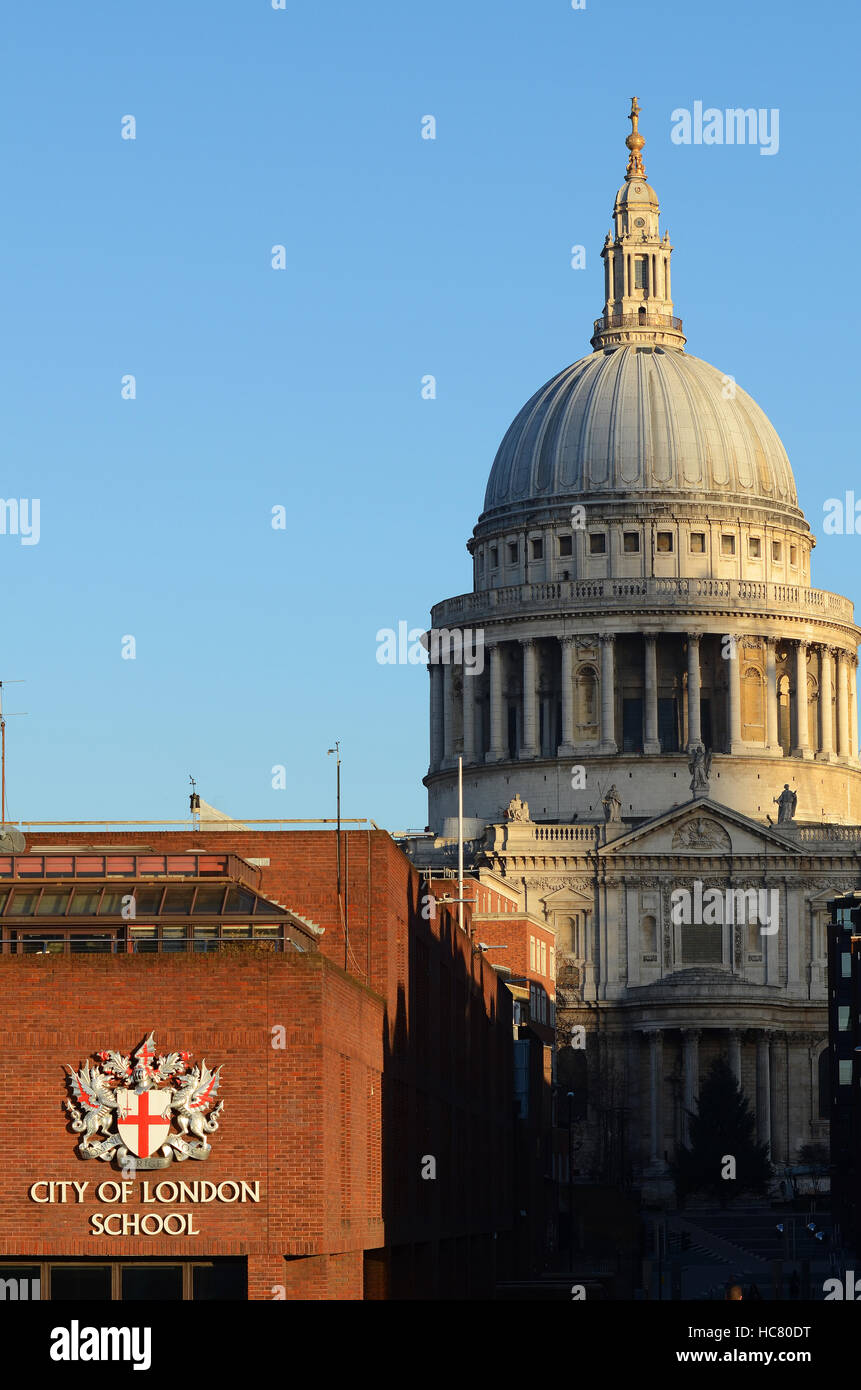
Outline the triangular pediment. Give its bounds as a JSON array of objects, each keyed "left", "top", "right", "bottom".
[
  {"left": 597, "top": 798, "right": 805, "bottom": 858},
  {"left": 541, "top": 884, "right": 593, "bottom": 909}
]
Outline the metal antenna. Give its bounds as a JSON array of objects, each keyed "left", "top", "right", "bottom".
[{"left": 0, "top": 681, "right": 27, "bottom": 824}]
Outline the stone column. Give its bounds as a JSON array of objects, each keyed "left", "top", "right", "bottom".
[
  {"left": 686, "top": 635, "right": 703, "bottom": 751},
  {"left": 644, "top": 634, "right": 660, "bottom": 753},
  {"left": 727, "top": 634, "right": 742, "bottom": 753},
  {"left": 728, "top": 1031, "right": 742, "bottom": 1087},
  {"left": 817, "top": 646, "right": 835, "bottom": 762},
  {"left": 442, "top": 661, "right": 456, "bottom": 766},
  {"left": 461, "top": 660, "right": 476, "bottom": 764},
  {"left": 756, "top": 1032, "right": 771, "bottom": 1152},
  {"left": 600, "top": 634, "right": 617, "bottom": 753},
  {"left": 429, "top": 663, "right": 444, "bottom": 772},
  {"left": 837, "top": 651, "right": 850, "bottom": 760},
  {"left": 647, "top": 1029, "right": 664, "bottom": 1166},
  {"left": 682, "top": 1029, "right": 700, "bottom": 1146},
  {"left": 765, "top": 637, "right": 780, "bottom": 753},
  {"left": 851, "top": 658, "right": 859, "bottom": 761},
  {"left": 560, "top": 636, "right": 576, "bottom": 754},
  {"left": 519, "top": 639, "right": 539, "bottom": 758},
  {"left": 486, "top": 642, "right": 507, "bottom": 763},
  {"left": 770, "top": 1034, "right": 785, "bottom": 1164},
  {"left": 792, "top": 640, "right": 812, "bottom": 758}
]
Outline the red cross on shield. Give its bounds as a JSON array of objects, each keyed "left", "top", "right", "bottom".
[{"left": 116, "top": 1088, "right": 172, "bottom": 1158}]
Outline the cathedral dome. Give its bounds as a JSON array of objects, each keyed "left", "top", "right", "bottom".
[{"left": 482, "top": 346, "right": 799, "bottom": 516}]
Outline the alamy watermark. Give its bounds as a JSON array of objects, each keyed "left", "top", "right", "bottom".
[
  {"left": 0, "top": 498, "right": 40, "bottom": 545},
  {"left": 671, "top": 103, "right": 779, "bottom": 156},
  {"left": 376, "top": 623, "right": 485, "bottom": 674},
  {"left": 671, "top": 880, "right": 779, "bottom": 934}
]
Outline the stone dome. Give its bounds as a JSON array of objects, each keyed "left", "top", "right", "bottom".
[{"left": 482, "top": 346, "right": 799, "bottom": 517}]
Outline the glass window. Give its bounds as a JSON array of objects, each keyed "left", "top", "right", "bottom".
[
  {"left": 772, "top": 540, "right": 782, "bottom": 562},
  {"left": 98, "top": 891, "right": 126, "bottom": 915},
  {"left": 71, "top": 933, "right": 113, "bottom": 954},
  {"left": 507, "top": 542, "right": 518, "bottom": 563},
  {"left": 50, "top": 1265, "right": 112, "bottom": 1301},
  {"left": 224, "top": 888, "right": 256, "bottom": 916},
  {"left": 8, "top": 889, "right": 38, "bottom": 916},
  {"left": 192, "top": 1262, "right": 247, "bottom": 1301},
  {"left": 192, "top": 887, "right": 226, "bottom": 916},
  {"left": 162, "top": 926, "right": 187, "bottom": 953},
  {"left": 634, "top": 258, "right": 647, "bottom": 289},
  {"left": 839, "top": 1005, "right": 850, "bottom": 1031},
  {"left": 490, "top": 547, "right": 498, "bottom": 568},
  {"left": 68, "top": 890, "right": 102, "bottom": 916},
  {"left": 749, "top": 537, "right": 761, "bottom": 558},
  {"left": 656, "top": 532, "right": 673, "bottom": 552},
  {"left": 162, "top": 887, "right": 194, "bottom": 914},
  {"left": 21, "top": 934, "right": 64, "bottom": 954},
  {"left": 222, "top": 924, "right": 252, "bottom": 940},
  {"left": 839, "top": 1060, "right": 852, "bottom": 1085},
  {"left": 531, "top": 538, "right": 543, "bottom": 560},
  {"left": 130, "top": 926, "right": 158, "bottom": 954},
  {"left": 558, "top": 535, "right": 573, "bottom": 557},
  {"left": 122, "top": 1266, "right": 183, "bottom": 1301},
  {"left": 132, "top": 887, "right": 164, "bottom": 914},
  {"left": 0, "top": 1266, "right": 40, "bottom": 1298},
  {"left": 588, "top": 533, "right": 606, "bottom": 555},
  {"left": 252, "top": 925, "right": 280, "bottom": 941},
  {"left": 623, "top": 532, "right": 639, "bottom": 552},
  {"left": 842, "top": 952, "right": 851, "bottom": 979},
  {"left": 790, "top": 545, "right": 797, "bottom": 565},
  {"left": 690, "top": 533, "right": 705, "bottom": 553},
  {"left": 721, "top": 535, "right": 736, "bottom": 556},
  {"left": 193, "top": 926, "right": 218, "bottom": 953},
  {"left": 36, "top": 890, "right": 71, "bottom": 916}
]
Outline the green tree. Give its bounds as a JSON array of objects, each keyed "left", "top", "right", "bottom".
[{"left": 672, "top": 1058, "right": 771, "bottom": 1207}]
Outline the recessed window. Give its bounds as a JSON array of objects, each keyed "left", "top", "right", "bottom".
[
  {"left": 748, "top": 537, "right": 761, "bottom": 558},
  {"left": 559, "top": 535, "right": 573, "bottom": 558},
  {"left": 772, "top": 540, "right": 782, "bottom": 562},
  {"left": 721, "top": 534, "right": 736, "bottom": 556},
  {"left": 656, "top": 532, "right": 673, "bottom": 552},
  {"left": 623, "top": 531, "right": 640, "bottom": 553},
  {"left": 490, "top": 546, "right": 498, "bottom": 568},
  {"left": 790, "top": 545, "right": 798, "bottom": 565},
  {"left": 634, "top": 258, "right": 648, "bottom": 290},
  {"left": 508, "top": 541, "right": 518, "bottom": 564},
  {"left": 690, "top": 532, "right": 706, "bottom": 553},
  {"left": 589, "top": 533, "right": 606, "bottom": 555},
  {"left": 531, "top": 538, "right": 543, "bottom": 560}
]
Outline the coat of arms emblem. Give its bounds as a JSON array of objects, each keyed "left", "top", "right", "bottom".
[{"left": 64, "top": 1033, "right": 224, "bottom": 1170}]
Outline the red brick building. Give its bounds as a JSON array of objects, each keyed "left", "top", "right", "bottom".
[{"left": 0, "top": 830, "right": 516, "bottom": 1300}]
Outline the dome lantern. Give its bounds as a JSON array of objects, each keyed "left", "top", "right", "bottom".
[{"left": 591, "top": 97, "right": 686, "bottom": 352}]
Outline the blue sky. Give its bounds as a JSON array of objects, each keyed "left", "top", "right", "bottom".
[{"left": 1, "top": 0, "right": 858, "bottom": 832}]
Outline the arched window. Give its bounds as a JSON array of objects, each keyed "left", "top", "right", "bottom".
[
  {"left": 742, "top": 666, "right": 765, "bottom": 743},
  {"left": 778, "top": 674, "right": 791, "bottom": 755},
  {"left": 576, "top": 667, "right": 598, "bottom": 739},
  {"left": 641, "top": 914, "right": 657, "bottom": 956}
]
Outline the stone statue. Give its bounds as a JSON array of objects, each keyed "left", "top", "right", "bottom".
[
  {"left": 688, "top": 745, "right": 711, "bottom": 795},
  {"left": 774, "top": 784, "right": 797, "bottom": 824},
  {"left": 602, "top": 784, "right": 622, "bottom": 823},
  {"left": 505, "top": 793, "right": 530, "bottom": 823}
]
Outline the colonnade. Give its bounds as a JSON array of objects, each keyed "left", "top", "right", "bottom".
[
  {"left": 427, "top": 630, "right": 858, "bottom": 771},
  {"left": 642, "top": 1027, "right": 824, "bottom": 1167}
]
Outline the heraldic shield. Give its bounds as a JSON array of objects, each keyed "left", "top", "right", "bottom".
[{"left": 116, "top": 1087, "right": 172, "bottom": 1158}]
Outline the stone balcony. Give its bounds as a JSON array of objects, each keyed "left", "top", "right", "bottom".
[{"left": 432, "top": 576, "right": 855, "bottom": 628}]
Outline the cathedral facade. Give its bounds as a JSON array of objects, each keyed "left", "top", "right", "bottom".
[{"left": 417, "top": 100, "right": 861, "bottom": 1192}]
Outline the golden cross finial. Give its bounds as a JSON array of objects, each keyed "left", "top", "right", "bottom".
[{"left": 625, "top": 95, "right": 646, "bottom": 179}]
